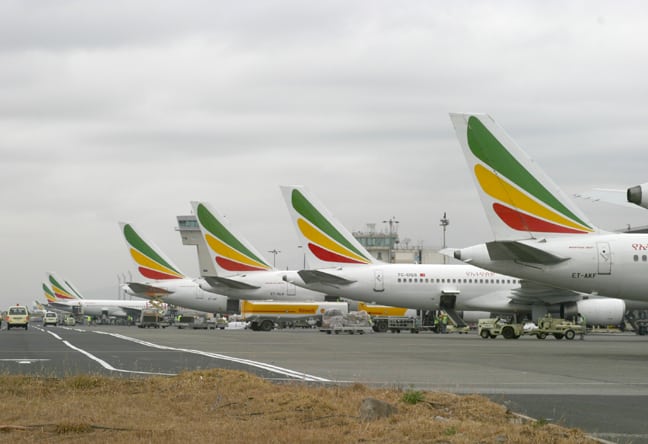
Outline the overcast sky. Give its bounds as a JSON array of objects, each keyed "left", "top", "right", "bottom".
[{"left": 3, "top": 1, "right": 648, "bottom": 307}]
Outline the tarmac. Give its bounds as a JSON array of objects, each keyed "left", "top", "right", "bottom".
[{"left": 1, "top": 324, "right": 647, "bottom": 443}]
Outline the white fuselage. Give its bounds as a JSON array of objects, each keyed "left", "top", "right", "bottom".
[
  {"left": 287, "top": 264, "right": 528, "bottom": 313},
  {"left": 124, "top": 278, "right": 229, "bottom": 313},
  {"left": 201, "top": 271, "right": 326, "bottom": 302},
  {"left": 456, "top": 233, "right": 648, "bottom": 302},
  {"left": 285, "top": 262, "right": 643, "bottom": 325},
  {"left": 51, "top": 299, "right": 153, "bottom": 318}
]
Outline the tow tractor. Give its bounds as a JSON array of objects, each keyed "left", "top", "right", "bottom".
[
  {"left": 478, "top": 318, "right": 524, "bottom": 339},
  {"left": 478, "top": 315, "right": 586, "bottom": 340},
  {"left": 533, "top": 315, "right": 586, "bottom": 340}
]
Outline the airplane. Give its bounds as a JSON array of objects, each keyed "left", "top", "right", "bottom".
[
  {"left": 279, "top": 185, "right": 640, "bottom": 325},
  {"left": 119, "top": 222, "right": 230, "bottom": 313},
  {"left": 446, "top": 113, "right": 648, "bottom": 304},
  {"left": 31, "top": 300, "right": 47, "bottom": 317},
  {"left": 45, "top": 272, "right": 155, "bottom": 318},
  {"left": 189, "top": 201, "right": 327, "bottom": 302}
]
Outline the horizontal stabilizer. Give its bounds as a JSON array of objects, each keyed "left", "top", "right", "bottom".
[
  {"left": 48, "top": 301, "right": 76, "bottom": 310},
  {"left": 125, "top": 282, "right": 173, "bottom": 296},
  {"left": 297, "top": 270, "right": 356, "bottom": 286},
  {"left": 204, "top": 275, "right": 260, "bottom": 290},
  {"left": 486, "top": 241, "right": 568, "bottom": 265}
]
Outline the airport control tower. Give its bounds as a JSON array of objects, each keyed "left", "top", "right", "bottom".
[{"left": 176, "top": 215, "right": 215, "bottom": 275}]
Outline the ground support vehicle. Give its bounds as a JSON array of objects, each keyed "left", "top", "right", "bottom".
[
  {"left": 478, "top": 318, "right": 523, "bottom": 339},
  {"left": 63, "top": 315, "right": 76, "bottom": 326},
  {"left": 42, "top": 311, "right": 58, "bottom": 327},
  {"left": 214, "top": 317, "right": 228, "bottom": 330},
  {"left": 446, "top": 324, "right": 471, "bottom": 334},
  {"left": 358, "top": 303, "right": 468, "bottom": 334},
  {"left": 533, "top": 316, "right": 586, "bottom": 340},
  {"left": 241, "top": 300, "right": 349, "bottom": 332},
  {"left": 371, "top": 316, "right": 420, "bottom": 333},
  {"left": 176, "top": 313, "right": 213, "bottom": 329},
  {"left": 137, "top": 309, "right": 169, "bottom": 328},
  {"left": 320, "top": 310, "right": 373, "bottom": 335},
  {"left": 624, "top": 310, "right": 648, "bottom": 335},
  {"left": 5, "top": 305, "right": 30, "bottom": 330}
]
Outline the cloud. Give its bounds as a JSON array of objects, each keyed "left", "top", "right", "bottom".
[{"left": 2, "top": 1, "right": 648, "bottom": 305}]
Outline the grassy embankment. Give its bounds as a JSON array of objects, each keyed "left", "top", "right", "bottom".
[{"left": 0, "top": 369, "right": 597, "bottom": 443}]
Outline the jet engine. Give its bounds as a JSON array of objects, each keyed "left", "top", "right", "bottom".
[
  {"left": 627, "top": 183, "right": 648, "bottom": 208},
  {"left": 561, "top": 298, "right": 625, "bottom": 326}
]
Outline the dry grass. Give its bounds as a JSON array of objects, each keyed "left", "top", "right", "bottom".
[{"left": 0, "top": 369, "right": 596, "bottom": 443}]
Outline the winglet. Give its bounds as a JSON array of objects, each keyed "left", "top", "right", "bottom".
[
  {"left": 450, "top": 113, "right": 600, "bottom": 240},
  {"left": 281, "top": 185, "right": 379, "bottom": 268},
  {"left": 119, "top": 222, "right": 186, "bottom": 280},
  {"left": 191, "top": 201, "right": 273, "bottom": 274}
]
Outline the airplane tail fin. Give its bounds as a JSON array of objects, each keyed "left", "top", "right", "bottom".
[
  {"left": 119, "top": 222, "right": 186, "bottom": 280},
  {"left": 281, "top": 185, "right": 379, "bottom": 268},
  {"left": 449, "top": 113, "right": 599, "bottom": 240},
  {"left": 46, "top": 272, "right": 84, "bottom": 301},
  {"left": 42, "top": 283, "right": 57, "bottom": 304},
  {"left": 191, "top": 201, "right": 273, "bottom": 274}
]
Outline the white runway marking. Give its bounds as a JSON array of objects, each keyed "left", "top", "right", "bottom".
[
  {"left": 95, "top": 331, "right": 331, "bottom": 382},
  {"left": 0, "top": 359, "right": 50, "bottom": 364},
  {"left": 43, "top": 329, "right": 175, "bottom": 376}
]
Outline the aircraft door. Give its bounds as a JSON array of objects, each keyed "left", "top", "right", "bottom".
[
  {"left": 373, "top": 270, "right": 384, "bottom": 292},
  {"left": 439, "top": 294, "right": 456, "bottom": 310},
  {"left": 287, "top": 282, "right": 296, "bottom": 296},
  {"left": 597, "top": 242, "right": 611, "bottom": 275}
]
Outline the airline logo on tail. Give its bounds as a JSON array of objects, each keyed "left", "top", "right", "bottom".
[
  {"left": 194, "top": 202, "right": 272, "bottom": 272},
  {"left": 460, "top": 114, "right": 593, "bottom": 236},
  {"left": 42, "top": 283, "right": 57, "bottom": 303},
  {"left": 121, "top": 223, "right": 184, "bottom": 280},
  {"left": 287, "top": 187, "right": 372, "bottom": 265},
  {"left": 47, "top": 274, "right": 80, "bottom": 300}
]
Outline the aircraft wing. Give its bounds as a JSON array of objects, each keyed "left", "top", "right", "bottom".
[
  {"left": 125, "top": 282, "right": 173, "bottom": 296},
  {"left": 297, "top": 270, "right": 356, "bottom": 286},
  {"left": 509, "top": 280, "right": 583, "bottom": 305},
  {"left": 46, "top": 301, "right": 77, "bottom": 311},
  {"left": 203, "top": 276, "right": 260, "bottom": 290}
]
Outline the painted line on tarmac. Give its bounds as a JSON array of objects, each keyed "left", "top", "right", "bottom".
[
  {"left": 95, "top": 331, "right": 331, "bottom": 382},
  {"left": 43, "top": 329, "right": 175, "bottom": 376}
]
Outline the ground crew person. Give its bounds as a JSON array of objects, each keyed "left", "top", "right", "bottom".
[
  {"left": 441, "top": 313, "right": 448, "bottom": 334},
  {"left": 577, "top": 313, "right": 586, "bottom": 340}
]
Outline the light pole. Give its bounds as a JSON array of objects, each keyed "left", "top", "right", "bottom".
[
  {"left": 440, "top": 212, "right": 449, "bottom": 264},
  {"left": 121, "top": 273, "right": 127, "bottom": 299},
  {"left": 382, "top": 217, "right": 399, "bottom": 263},
  {"left": 268, "top": 249, "right": 281, "bottom": 268},
  {"left": 297, "top": 245, "right": 306, "bottom": 269}
]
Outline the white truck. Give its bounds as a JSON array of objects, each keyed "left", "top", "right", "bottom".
[{"left": 241, "top": 300, "right": 349, "bottom": 331}]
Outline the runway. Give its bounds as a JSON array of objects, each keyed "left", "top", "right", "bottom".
[{"left": 1, "top": 325, "right": 646, "bottom": 443}]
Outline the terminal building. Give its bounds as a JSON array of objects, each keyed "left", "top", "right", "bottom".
[{"left": 352, "top": 222, "right": 446, "bottom": 265}]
